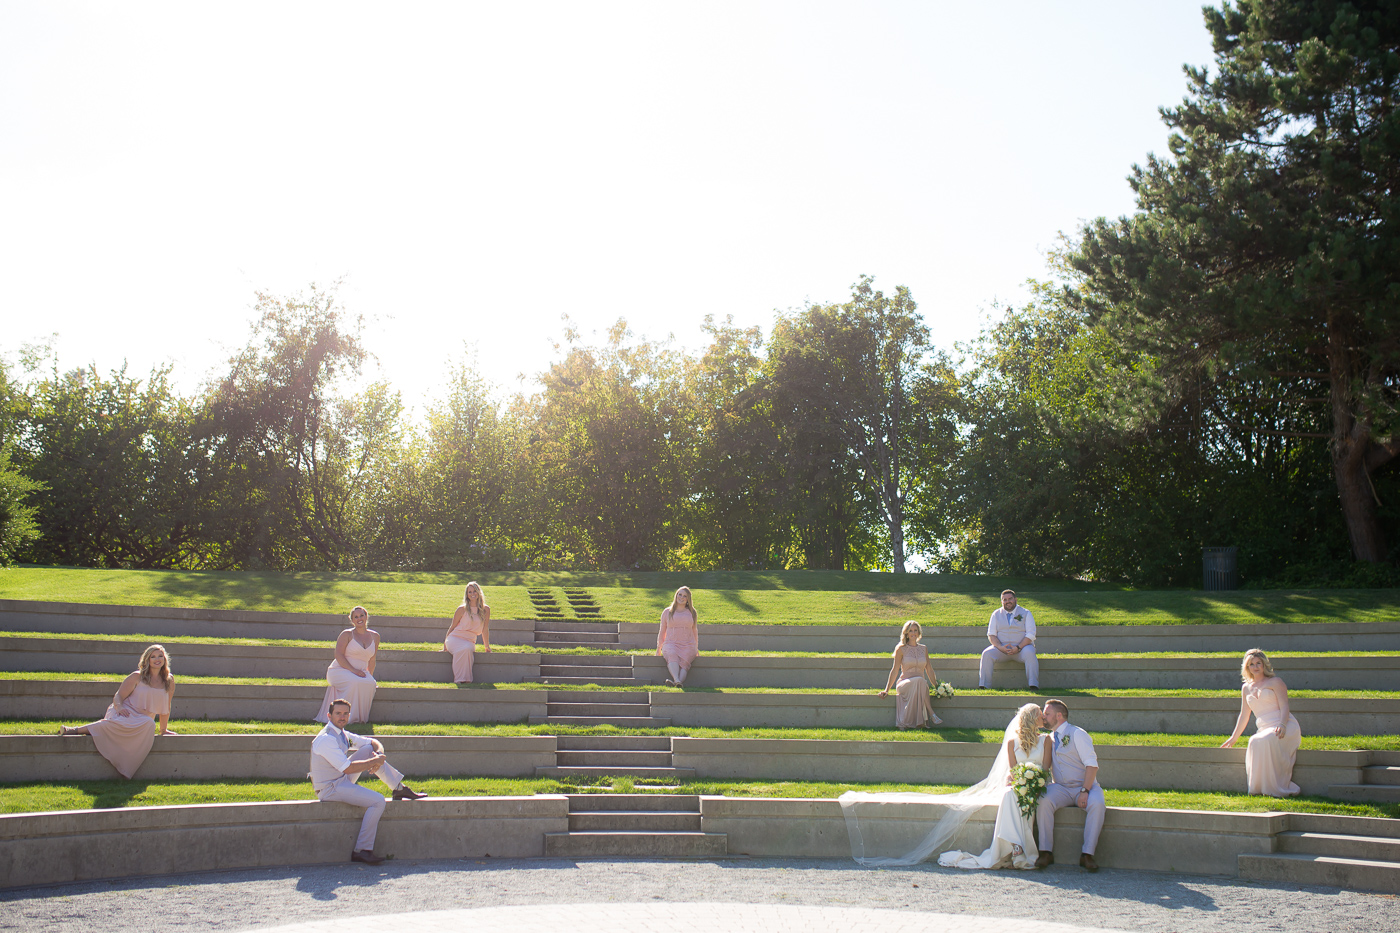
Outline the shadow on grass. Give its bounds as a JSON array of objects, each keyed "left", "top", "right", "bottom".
[
  {"left": 147, "top": 571, "right": 341, "bottom": 611},
  {"left": 136, "top": 568, "right": 1138, "bottom": 596}
]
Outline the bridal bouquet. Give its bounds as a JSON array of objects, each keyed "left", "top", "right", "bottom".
[
  {"left": 1010, "top": 761, "right": 1048, "bottom": 819},
  {"left": 934, "top": 680, "right": 955, "bottom": 699}
]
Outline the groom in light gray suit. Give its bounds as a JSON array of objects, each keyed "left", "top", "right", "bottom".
[
  {"left": 310, "top": 698, "right": 426, "bottom": 864},
  {"left": 1035, "top": 698, "right": 1105, "bottom": 872}
]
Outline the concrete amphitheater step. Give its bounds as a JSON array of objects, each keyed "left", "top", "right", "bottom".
[
  {"left": 557, "top": 736, "right": 671, "bottom": 751},
  {"left": 1237, "top": 852, "right": 1400, "bottom": 893},
  {"left": 527, "top": 716, "right": 674, "bottom": 727},
  {"left": 1363, "top": 764, "right": 1400, "bottom": 785},
  {"left": 544, "top": 794, "right": 726, "bottom": 858},
  {"left": 1324, "top": 784, "right": 1400, "bottom": 803},
  {"left": 4, "top": 678, "right": 1397, "bottom": 735},
  {"left": 8, "top": 633, "right": 1400, "bottom": 692},
  {"left": 8, "top": 599, "right": 1400, "bottom": 655},
  {"left": 533, "top": 632, "right": 620, "bottom": 646},
  {"left": 543, "top": 830, "right": 728, "bottom": 857},
  {"left": 535, "top": 766, "right": 697, "bottom": 779},
  {"left": 555, "top": 750, "right": 676, "bottom": 767},
  {"left": 1274, "top": 831, "right": 1400, "bottom": 862},
  {"left": 569, "top": 810, "right": 701, "bottom": 832}
]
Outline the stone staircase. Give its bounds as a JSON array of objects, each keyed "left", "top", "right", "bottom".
[
  {"left": 536, "top": 735, "right": 695, "bottom": 781},
  {"left": 539, "top": 654, "right": 635, "bottom": 687},
  {"left": 533, "top": 620, "right": 621, "bottom": 649},
  {"left": 527, "top": 690, "right": 671, "bottom": 727},
  {"left": 1327, "top": 762, "right": 1400, "bottom": 803},
  {"left": 1238, "top": 814, "right": 1400, "bottom": 892},
  {"left": 544, "top": 794, "right": 727, "bottom": 857}
]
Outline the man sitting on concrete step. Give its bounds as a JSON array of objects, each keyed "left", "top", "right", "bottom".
[
  {"left": 980, "top": 589, "right": 1039, "bottom": 689},
  {"left": 310, "top": 697, "right": 427, "bottom": 864}
]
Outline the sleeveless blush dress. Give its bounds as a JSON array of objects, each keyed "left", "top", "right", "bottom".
[
  {"left": 658, "top": 609, "right": 699, "bottom": 668},
  {"left": 1245, "top": 685, "right": 1302, "bottom": 796},
  {"left": 85, "top": 681, "right": 170, "bottom": 779},
  {"left": 895, "top": 644, "right": 934, "bottom": 729},
  {"left": 445, "top": 610, "right": 484, "bottom": 682},
  {"left": 316, "top": 636, "right": 378, "bottom": 723}
]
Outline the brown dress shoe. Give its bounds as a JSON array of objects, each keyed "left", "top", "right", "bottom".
[
  {"left": 1034, "top": 850, "right": 1054, "bottom": 869},
  {"left": 1079, "top": 853, "right": 1099, "bottom": 872},
  {"left": 392, "top": 784, "right": 427, "bottom": 801},
  {"left": 350, "top": 850, "right": 384, "bottom": 865}
]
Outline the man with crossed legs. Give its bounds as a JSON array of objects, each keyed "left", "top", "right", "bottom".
[
  {"left": 1035, "top": 698, "right": 1105, "bottom": 872},
  {"left": 310, "top": 697, "right": 426, "bottom": 864}
]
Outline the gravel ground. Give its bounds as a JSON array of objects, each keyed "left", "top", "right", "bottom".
[{"left": 2, "top": 858, "right": 1395, "bottom": 933}]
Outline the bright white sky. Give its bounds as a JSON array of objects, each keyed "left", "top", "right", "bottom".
[{"left": 1, "top": 1, "right": 1216, "bottom": 412}]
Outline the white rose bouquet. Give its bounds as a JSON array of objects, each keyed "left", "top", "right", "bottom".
[
  {"left": 1010, "top": 761, "right": 1048, "bottom": 820},
  {"left": 934, "top": 680, "right": 955, "bottom": 699}
]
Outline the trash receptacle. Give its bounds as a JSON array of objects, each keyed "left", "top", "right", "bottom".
[{"left": 1203, "top": 546, "right": 1238, "bottom": 591}]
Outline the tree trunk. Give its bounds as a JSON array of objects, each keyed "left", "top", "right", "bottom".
[
  {"left": 1328, "top": 316, "right": 1389, "bottom": 562},
  {"left": 888, "top": 514, "right": 906, "bottom": 572},
  {"left": 1332, "top": 438, "right": 1388, "bottom": 562}
]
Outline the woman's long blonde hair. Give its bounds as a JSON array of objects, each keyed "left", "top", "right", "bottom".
[
  {"left": 1014, "top": 702, "right": 1042, "bottom": 754},
  {"left": 461, "top": 581, "right": 488, "bottom": 615},
  {"left": 899, "top": 620, "right": 922, "bottom": 647},
  {"left": 139, "top": 644, "right": 173, "bottom": 691},
  {"left": 668, "top": 586, "right": 696, "bottom": 622},
  {"left": 1241, "top": 648, "right": 1275, "bottom": 682}
]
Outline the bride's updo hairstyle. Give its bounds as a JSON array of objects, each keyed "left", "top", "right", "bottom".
[
  {"left": 1014, "top": 702, "right": 1041, "bottom": 753},
  {"left": 899, "top": 620, "right": 921, "bottom": 646},
  {"left": 1240, "top": 648, "right": 1275, "bottom": 682}
]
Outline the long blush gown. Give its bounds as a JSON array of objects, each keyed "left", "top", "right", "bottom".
[
  {"left": 938, "top": 733, "right": 1047, "bottom": 870},
  {"left": 895, "top": 644, "right": 934, "bottom": 729},
  {"left": 84, "top": 681, "right": 170, "bottom": 779},
  {"left": 316, "top": 636, "right": 378, "bottom": 723},
  {"left": 1245, "top": 685, "right": 1302, "bottom": 796},
  {"left": 445, "top": 611, "right": 484, "bottom": 683},
  {"left": 658, "top": 609, "right": 699, "bottom": 668}
]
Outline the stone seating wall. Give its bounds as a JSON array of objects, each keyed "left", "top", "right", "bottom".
[
  {"left": 2, "top": 678, "right": 1395, "bottom": 735},
  {"left": 4, "top": 794, "right": 1394, "bottom": 888},
  {"left": 5, "top": 599, "right": 1400, "bottom": 653},
  {"left": 4, "top": 733, "right": 1396, "bottom": 796},
  {"left": 4, "top": 634, "right": 1398, "bottom": 691}
]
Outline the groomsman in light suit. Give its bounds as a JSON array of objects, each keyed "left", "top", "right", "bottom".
[
  {"left": 310, "top": 698, "right": 427, "bottom": 864},
  {"left": 980, "top": 589, "right": 1039, "bottom": 689},
  {"left": 1035, "top": 698, "right": 1105, "bottom": 872}
]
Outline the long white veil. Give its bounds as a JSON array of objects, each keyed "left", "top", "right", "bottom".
[{"left": 838, "top": 717, "right": 1021, "bottom": 867}]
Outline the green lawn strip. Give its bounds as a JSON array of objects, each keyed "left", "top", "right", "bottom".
[
  {"left": 0, "top": 671, "right": 1384, "bottom": 700},
  {"left": 5, "top": 567, "right": 1400, "bottom": 626},
  {"left": 5, "top": 671, "right": 1398, "bottom": 699},
  {"left": 5, "top": 718, "right": 1398, "bottom": 751},
  {"left": 2, "top": 776, "right": 1393, "bottom": 820},
  {"left": 5, "top": 631, "right": 1397, "bottom": 662}
]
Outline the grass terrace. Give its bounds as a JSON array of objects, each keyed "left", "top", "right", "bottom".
[
  {"left": 6, "top": 718, "right": 1400, "bottom": 750},
  {"left": 4, "top": 567, "right": 1400, "bottom": 625},
  {"left": 2, "top": 776, "right": 1395, "bottom": 819},
  {"left": 5, "top": 630, "right": 1400, "bottom": 660},
  {"left": 6, "top": 671, "right": 1399, "bottom": 699}
]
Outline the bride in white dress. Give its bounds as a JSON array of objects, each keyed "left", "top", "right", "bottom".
[
  {"left": 840, "top": 703, "right": 1052, "bottom": 868},
  {"left": 938, "top": 703, "right": 1052, "bottom": 869}
]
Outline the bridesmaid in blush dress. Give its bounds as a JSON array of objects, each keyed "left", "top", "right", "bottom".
[
  {"left": 443, "top": 581, "right": 491, "bottom": 683},
  {"left": 657, "top": 586, "right": 699, "bottom": 687},
  {"left": 879, "top": 621, "right": 942, "bottom": 728},
  {"left": 59, "top": 644, "right": 177, "bottom": 779},
  {"left": 315, "top": 606, "right": 380, "bottom": 724},
  {"left": 1221, "top": 648, "right": 1302, "bottom": 796}
]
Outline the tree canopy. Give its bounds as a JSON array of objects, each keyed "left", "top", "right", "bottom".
[{"left": 1069, "top": 0, "right": 1400, "bottom": 562}]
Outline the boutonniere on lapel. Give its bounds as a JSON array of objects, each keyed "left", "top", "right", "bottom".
[
  {"left": 1059, "top": 733, "right": 1071, "bottom": 748},
  {"left": 1013, "top": 613, "right": 1025, "bottom": 623}
]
